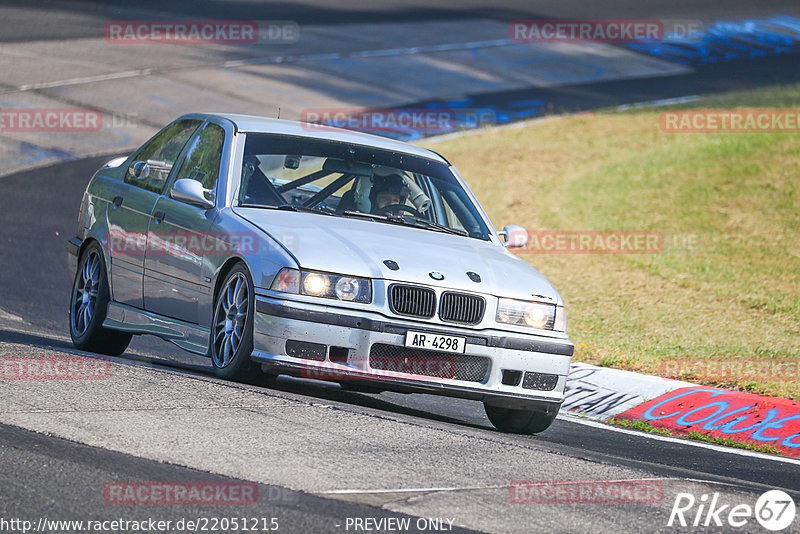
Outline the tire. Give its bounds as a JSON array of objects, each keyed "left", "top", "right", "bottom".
[
  {"left": 484, "top": 403, "right": 559, "bottom": 434},
  {"left": 69, "top": 242, "right": 132, "bottom": 356},
  {"left": 210, "top": 263, "right": 262, "bottom": 383}
]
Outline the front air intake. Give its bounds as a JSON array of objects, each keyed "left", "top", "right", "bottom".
[{"left": 369, "top": 344, "right": 490, "bottom": 383}]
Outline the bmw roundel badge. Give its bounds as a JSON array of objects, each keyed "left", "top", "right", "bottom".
[{"left": 429, "top": 271, "right": 444, "bottom": 281}]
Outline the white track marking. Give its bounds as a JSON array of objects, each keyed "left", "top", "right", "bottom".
[
  {"left": 615, "top": 95, "right": 701, "bottom": 109},
  {"left": 319, "top": 485, "right": 503, "bottom": 495},
  {"left": 317, "top": 477, "right": 748, "bottom": 496},
  {"left": 559, "top": 413, "right": 800, "bottom": 466},
  {"left": 222, "top": 38, "right": 514, "bottom": 67},
  {"left": 0, "top": 307, "right": 25, "bottom": 322},
  {"left": 14, "top": 69, "right": 153, "bottom": 92}
]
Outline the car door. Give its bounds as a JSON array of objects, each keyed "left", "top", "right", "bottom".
[
  {"left": 143, "top": 122, "right": 226, "bottom": 324},
  {"left": 106, "top": 119, "right": 201, "bottom": 308}
]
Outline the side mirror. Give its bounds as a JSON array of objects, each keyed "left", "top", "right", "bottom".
[
  {"left": 171, "top": 179, "right": 215, "bottom": 209},
  {"left": 128, "top": 160, "right": 150, "bottom": 179},
  {"left": 104, "top": 156, "right": 128, "bottom": 169},
  {"left": 498, "top": 224, "right": 529, "bottom": 248}
]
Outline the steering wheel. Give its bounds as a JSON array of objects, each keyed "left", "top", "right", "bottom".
[{"left": 372, "top": 204, "right": 423, "bottom": 218}]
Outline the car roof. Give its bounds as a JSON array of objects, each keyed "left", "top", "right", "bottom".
[{"left": 182, "top": 113, "right": 448, "bottom": 164}]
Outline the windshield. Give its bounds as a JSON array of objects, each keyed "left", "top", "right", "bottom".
[{"left": 237, "top": 133, "right": 491, "bottom": 240}]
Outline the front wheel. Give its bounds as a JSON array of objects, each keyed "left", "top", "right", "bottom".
[
  {"left": 484, "top": 403, "right": 559, "bottom": 434},
  {"left": 210, "top": 263, "right": 261, "bottom": 382},
  {"left": 69, "top": 242, "right": 132, "bottom": 355}
]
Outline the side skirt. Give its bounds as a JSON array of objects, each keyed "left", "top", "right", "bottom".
[{"left": 104, "top": 301, "right": 209, "bottom": 356}]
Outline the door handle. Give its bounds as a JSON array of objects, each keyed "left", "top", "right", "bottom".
[
  {"left": 112, "top": 196, "right": 123, "bottom": 209},
  {"left": 153, "top": 211, "right": 166, "bottom": 224}
]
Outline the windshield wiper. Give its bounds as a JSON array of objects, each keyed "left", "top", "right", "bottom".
[
  {"left": 397, "top": 216, "right": 469, "bottom": 236},
  {"left": 276, "top": 204, "right": 335, "bottom": 215},
  {"left": 239, "top": 203, "right": 333, "bottom": 215},
  {"left": 342, "top": 211, "right": 468, "bottom": 236},
  {"left": 341, "top": 210, "right": 392, "bottom": 222}
]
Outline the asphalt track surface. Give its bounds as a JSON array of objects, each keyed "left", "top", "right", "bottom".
[
  {"left": 3, "top": 0, "right": 800, "bottom": 42},
  {"left": 2, "top": 1, "right": 800, "bottom": 533},
  {"left": 403, "top": 54, "right": 800, "bottom": 121},
  {"left": 0, "top": 424, "right": 466, "bottom": 534}
]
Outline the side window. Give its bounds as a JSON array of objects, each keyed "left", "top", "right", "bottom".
[
  {"left": 125, "top": 119, "right": 201, "bottom": 193},
  {"left": 172, "top": 123, "right": 226, "bottom": 191}
]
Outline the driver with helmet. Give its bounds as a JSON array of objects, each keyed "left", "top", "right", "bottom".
[
  {"left": 369, "top": 170, "right": 409, "bottom": 215},
  {"left": 346, "top": 165, "right": 432, "bottom": 217},
  {"left": 347, "top": 166, "right": 411, "bottom": 216}
]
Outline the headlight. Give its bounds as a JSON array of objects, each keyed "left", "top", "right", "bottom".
[
  {"left": 334, "top": 276, "right": 366, "bottom": 301},
  {"left": 271, "top": 268, "right": 371, "bottom": 303},
  {"left": 496, "top": 298, "right": 556, "bottom": 330},
  {"left": 303, "top": 272, "right": 329, "bottom": 295}
]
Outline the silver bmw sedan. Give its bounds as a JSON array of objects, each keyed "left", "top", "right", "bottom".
[{"left": 67, "top": 113, "right": 573, "bottom": 434}]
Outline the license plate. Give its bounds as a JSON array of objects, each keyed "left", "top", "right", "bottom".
[{"left": 405, "top": 331, "right": 466, "bottom": 354}]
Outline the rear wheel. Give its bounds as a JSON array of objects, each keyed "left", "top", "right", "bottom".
[
  {"left": 69, "top": 242, "right": 132, "bottom": 355},
  {"left": 210, "top": 263, "right": 263, "bottom": 383},
  {"left": 484, "top": 403, "right": 559, "bottom": 434}
]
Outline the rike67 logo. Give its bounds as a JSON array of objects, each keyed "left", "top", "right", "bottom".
[{"left": 668, "top": 490, "right": 796, "bottom": 531}]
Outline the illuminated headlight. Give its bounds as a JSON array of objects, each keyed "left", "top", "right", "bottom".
[
  {"left": 303, "top": 272, "right": 329, "bottom": 295},
  {"left": 270, "top": 268, "right": 371, "bottom": 303},
  {"left": 496, "top": 298, "right": 556, "bottom": 330}
]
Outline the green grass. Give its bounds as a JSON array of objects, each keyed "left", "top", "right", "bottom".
[
  {"left": 607, "top": 418, "right": 783, "bottom": 455},
  {"left": 607, "top": 418, "right": 673, "bottom": 436},
  {"left": 683, "top": 431, "right": 783, "bottom": 455},
  {"left": 423, "top": 83, "right": 800, "bottom": 400}
]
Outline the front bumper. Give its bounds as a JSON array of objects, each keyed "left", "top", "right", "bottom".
[{"left": 252, "top": 295, "right": 573, "bottom": 409}]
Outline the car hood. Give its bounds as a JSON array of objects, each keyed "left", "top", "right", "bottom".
[{"left": 234, "top": 208, "right": 561, "bottom": 304}]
